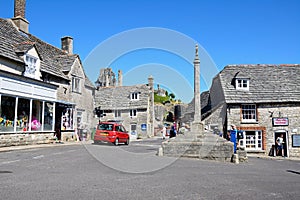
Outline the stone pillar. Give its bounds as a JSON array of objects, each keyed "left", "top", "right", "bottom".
[
  {"left": 148, "top": 75, "right": 154, "bottom": 137},
  {"left": 105, "top": 73, "right": 109, "bottom": 87},
  {"left": 191, "top": 44, "right": 203, "bottom": 132},
  {"left": 118, "top": 70, "right": 123, "bottom": 86}
]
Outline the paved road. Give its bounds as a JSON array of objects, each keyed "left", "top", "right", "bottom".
[{"left": 0, "top": 139, "right": 299, "bottom": 200}]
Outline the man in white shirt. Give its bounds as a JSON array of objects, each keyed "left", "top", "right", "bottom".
[{"left": 276, "top": 134, "right": 284, "bottom": 157}]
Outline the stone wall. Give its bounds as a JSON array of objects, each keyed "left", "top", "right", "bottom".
[
  {"left": 161, "top": 132, "right": 234, "bottom": 162},
  {"left": 0, "top": 133, "right": 55, "bottom": 147},
  {"left": 203, "top": 104, "right": 226, "bottom": 133}
]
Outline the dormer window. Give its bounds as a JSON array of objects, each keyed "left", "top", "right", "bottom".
[
  {"left": 131, "top": 92, "right": 140, "bottom": 100},
  {"left": 24, "top": 55, "right": 37, "bottom": 78},
  {"left": 236, "top": 78, "right": 249, "bottom": 90}
]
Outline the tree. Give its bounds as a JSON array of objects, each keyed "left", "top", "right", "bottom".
[{"left": 169, "top": 93, "right": 175, "bottom": 99}]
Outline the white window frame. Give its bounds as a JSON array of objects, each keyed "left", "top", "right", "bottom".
[
  {"left": 236, "top": 78, "right": 249, "bottom": 90},
  {"left": 24, "top": 55, "right": 37, "bottom": 78},
  {"left": 72, "top": 77, "right": 81, "bottom": 93},
  {"left": 130, "top": 92, "right": 139, "bottom": 100},
  {"left": 114, "top": 110, "right": 121, "bottom": 118},
  {"left": 129, "top": 109, "right": 137, "bottom": 117},
  {"left": 241, "top": 104, "right": 257, "bottom": 123},
  {"left": 239, "top": 130, "right": 262, "bottom": 150}
]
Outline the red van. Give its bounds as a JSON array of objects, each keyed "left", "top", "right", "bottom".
[{"left": 94, "top": 122, "right": 129, "bottom": 145}]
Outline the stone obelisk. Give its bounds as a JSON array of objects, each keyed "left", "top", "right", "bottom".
[{"left": 191, "top": 44, "right": 203, "bottom": 132}]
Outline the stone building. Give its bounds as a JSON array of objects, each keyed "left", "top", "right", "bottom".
[
  {"left": 0, "top": 0, "right": 94, "bottom": 146},
  {"left": 94, "top": 69, "right": 154, "bottom": 139},
  {"left": 200, "top": 64, "right": 300, "bottom": 158}
]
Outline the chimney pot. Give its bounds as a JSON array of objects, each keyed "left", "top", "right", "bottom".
[
  {"left": 14, "top": 0, "right": 25, "bottom": 18},
  {"left": 61, "top": 36, "right": 73, "bottom": 55},
  {"left": 12, "top": 0, "right": 29, "bottom": 33}
]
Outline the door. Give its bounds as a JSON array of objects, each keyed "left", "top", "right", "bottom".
[
  {"left": 274, "top": 131, "right": 288, "bottom": 157},
  {"left": 130, "top": 124, "right": 137, "bottom": 139}
]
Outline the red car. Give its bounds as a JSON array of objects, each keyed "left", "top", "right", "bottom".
[{"left": 94, "top": 122, "right": 129, "bottom": 145}]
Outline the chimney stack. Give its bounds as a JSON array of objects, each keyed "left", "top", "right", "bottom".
[
  {"left": 118, "top": 70, "right": 123, "bottom": 86},
  {"left": 12, "top": 0, "right": 29, "bottom": 33},
  {"left": 61, "top": 36, "right": 73, "bottom": 55}
]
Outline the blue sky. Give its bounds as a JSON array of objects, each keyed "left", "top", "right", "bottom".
[{"left": 1, "top": 0, "right": 300, "bottom": 102}]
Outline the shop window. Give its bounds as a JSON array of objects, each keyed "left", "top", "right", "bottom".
[
  {"left": 0, "top": 96, "right": 16, "bottom": 132},
  {"left": 62, "top": 108, "right": 74, "bottom": 130},
  {"left": 43, "top": 102, "right": 54, "bottom": 131},
  {"left": 239, "top": 130, "right": 262, "bottom": 150},
  {"left": 16, "top": 98, "right": 30, "bottom": 132},
  {"left": 30, "top": 100, "right": 42, "bottom": 131},
  {"left": 241, "top": 104, "right": 256, "bottom": 123}
]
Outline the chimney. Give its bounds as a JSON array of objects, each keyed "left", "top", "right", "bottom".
[
  {"left": 12, "top": 0, "right": 29, "bottom": 33},
  {"left": 118, "top": 70, "right": 123, "bottom": 86},
  {"left": 61, "top": 36, "right": 73, "bottom": 55}
]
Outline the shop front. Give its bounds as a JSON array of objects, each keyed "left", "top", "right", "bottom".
[
  {"left": 55, "top": 101, "right": 75, "bottom": 141},
  {"left": 0, "top": 73, "right": 57, "bottom": 146}
]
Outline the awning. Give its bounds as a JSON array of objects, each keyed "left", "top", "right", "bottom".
[{"left": 55, "top": 100, "right": 76, "bottom": 106}]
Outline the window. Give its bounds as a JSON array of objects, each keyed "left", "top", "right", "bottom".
[
  {"left": 130, "top": 109, "right": 137, "bottom": 117},
  {"left": 131, "top": 92, "right": 139, "bottom": 100},
  {"left": 239, "top": 131, "right": 262, "bottom": 150},
  {"left": 72, "top": 77, "right": 81, "bottom": 93},
  {"left": 114, "top": 110, "right": 121, "bottom": 118},
  {"left": 116, "top": 125, "right": 126, "bottom": 132},
  {"left": 44, "top": 102, "right": 53, "bottom": 131},
  {"left": 241, "top": 104, "right": 256, "bottom": 122},
  {"left": 0, "top": 95, "right": 54, "bottom": 133},
  {"left": 62, "top": 108, "right": 73, "bottom": 130},
  {"left": 236, "top": 78, "right": 249, "bottom": 90},
  {"left": 24, "top": 55, "right": 37, "bottom": 78}
]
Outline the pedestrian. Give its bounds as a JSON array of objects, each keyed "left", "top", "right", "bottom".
[
  {"left": 162, "top": 126, "right": 166, "bottom": 139},
  {"left": 170, "top": 125, "right": 176, "bottom": 138},
  {"left": 276, "top": 134, "right": 284, "bottom": 157}
]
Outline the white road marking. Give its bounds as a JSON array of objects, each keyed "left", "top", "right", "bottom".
[
  {"left": 33, "top": 155, "right": 44, "bottom": 159},
  {"left": 0, "top": 159, "right": 21, "bottom": 165}
]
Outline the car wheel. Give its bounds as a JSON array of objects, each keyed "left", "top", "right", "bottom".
[
  {"left": 125, "top": 138, "right": 129, "bottom": 145},
  {"left": 114, "top": 138, "right": 119, "bottom": 146}
]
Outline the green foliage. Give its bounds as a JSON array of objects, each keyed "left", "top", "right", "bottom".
[{"left": 154, "top": 93, "right": 170, "bottom": 104}]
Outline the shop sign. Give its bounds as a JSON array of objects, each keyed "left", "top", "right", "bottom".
[
  {"left": 141, "top": 123, "right": 147, "bottom": 131},
  {"left": 292, "top": 134, "right": 300, "bottom": 147},
  {"left": 272, "top": 117, "right": 289, "bottom": 126}
]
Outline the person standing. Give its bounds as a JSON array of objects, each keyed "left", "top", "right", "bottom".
[
  {"left": 162, "top": 126, "right": 166, "bottom": 140},
  {"left": 276, "top": 134, "right": 284, "bottom": 157}
]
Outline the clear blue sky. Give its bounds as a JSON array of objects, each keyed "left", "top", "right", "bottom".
[{"left": 1, "top": 0, "right": 300, "bottom": 102}]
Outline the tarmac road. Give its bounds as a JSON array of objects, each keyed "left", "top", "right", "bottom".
[{"left": 0, "top": 140, "right": 299, "bottom": 200}]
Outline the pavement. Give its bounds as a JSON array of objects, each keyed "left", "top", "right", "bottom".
[
  {"left": 0, "top": 141, "right": 82, "bottom": 153},
  {"left": 1, "top": 138, "right": 300, "bottom": 162}
]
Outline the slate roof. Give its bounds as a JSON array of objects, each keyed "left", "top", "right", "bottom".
[
  {"left": 218, "top": 64, "right": 300, "bottom": 103},
  {"left": 95, "top": 85, "right": 151, "bottom": 110},
  {"left": 0, "top": 18, "right": 95, "bottom": 88}
]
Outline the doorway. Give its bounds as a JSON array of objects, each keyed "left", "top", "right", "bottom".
[{"left": 274, "top": 131, "right": 288, "bottom": 157}]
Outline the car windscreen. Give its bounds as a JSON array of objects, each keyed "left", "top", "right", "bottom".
[{"left": 98, "top": 124, "right": 113, "bottom": 131}]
